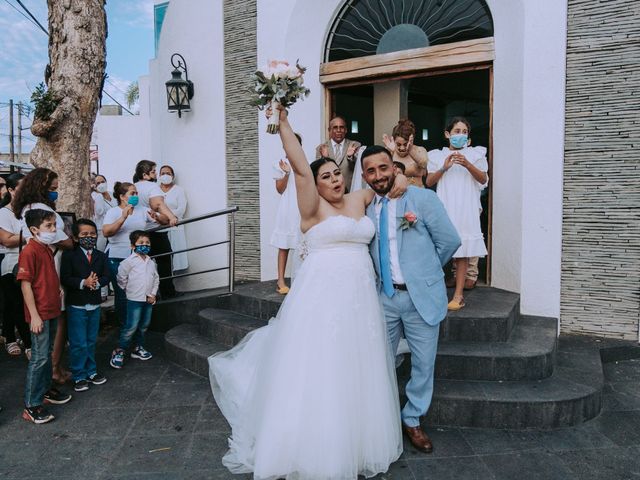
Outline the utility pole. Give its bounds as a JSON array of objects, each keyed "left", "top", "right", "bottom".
[
  {"left": 17, "top": 101, "right": 23, "bottom": 161},
  {"left": 8, "top": 99, "right": 15, "bottom": 163}
]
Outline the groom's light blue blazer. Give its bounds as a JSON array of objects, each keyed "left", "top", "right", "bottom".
[{"left": 367, "top": 186, "right": 461, "bottom": 326}]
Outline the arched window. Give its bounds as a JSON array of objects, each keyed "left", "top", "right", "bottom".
[{"left": 325, "top": 0, "right": 494, "bottom": 62}]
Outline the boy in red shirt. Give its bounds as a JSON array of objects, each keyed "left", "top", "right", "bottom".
[{"left": 18, "top": 209, "right": 72, "bottom": 424}]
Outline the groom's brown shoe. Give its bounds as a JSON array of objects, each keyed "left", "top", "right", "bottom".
[{"left": 402, "top": 423, "right": 433, "bottom": 453}]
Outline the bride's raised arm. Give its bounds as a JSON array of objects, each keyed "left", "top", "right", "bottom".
[{"left": 276, "top": 108, "right": 320, "bottom": 222}]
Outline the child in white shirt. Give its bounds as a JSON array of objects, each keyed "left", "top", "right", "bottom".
[{"left": 109, "top": 230, "right": 159, "bottom": 369}]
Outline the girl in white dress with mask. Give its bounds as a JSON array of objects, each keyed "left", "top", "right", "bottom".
[{"left": 427, "top": 116, "right": 488, "bottom": 311}]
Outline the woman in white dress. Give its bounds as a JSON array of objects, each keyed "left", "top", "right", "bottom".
[
  {"left": 209, "top": 107, "right": 404, "bottom": 479},
  {"left": 92, "top": 175, "right": 117, "bottom": 252},
  {"left": 159, "top": 165, "right": 189, "bottom": 272},
  {"left": 271, "top": 133, "right": 302, "bottom": 294},
  {"left": 426, "top": 116, "right": 488, "bottom": 311}
]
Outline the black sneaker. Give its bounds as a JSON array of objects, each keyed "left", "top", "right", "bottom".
[
  {"left": 74, "top": 379, "right": 90, "bottom": 392},
  {"left": 43, "top": 388, "right": 72, "bottom": 405},
  {"left": 88, "top": 373, "right": 107, "bottom": 385},
  {"left": 22, "top": 405, "right": 55, "bottom": 424}
]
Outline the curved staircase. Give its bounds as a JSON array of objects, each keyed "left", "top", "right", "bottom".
[{"left": 164, "top": 281, "right": 603, "bottom": 429}]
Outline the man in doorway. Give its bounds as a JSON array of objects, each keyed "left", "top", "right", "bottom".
[{"left": 315, "top": 116, "right": 361, "bottom": 191}]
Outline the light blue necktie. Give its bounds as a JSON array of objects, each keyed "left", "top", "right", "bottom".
[{"left": 379, "top": 197, "right": 394, "bottom": 297}]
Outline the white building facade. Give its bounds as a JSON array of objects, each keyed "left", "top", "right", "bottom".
[{"left": 94, "top": 0, "right": 640, "bottom": 340}]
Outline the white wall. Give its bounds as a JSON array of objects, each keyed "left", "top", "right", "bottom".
[
  {"left": 94, "top": 75, "right": 152, "bottom": 185},
  {"left": 97, "top": 0, "right": 568, "bottom": 318},
  {"left": 518, "top": 0, "right": 566, "bottom": 318},
  {"left": 257, "top": 0, "right": 339, "bottom": 281},
  {"left": 150, "top": 0, "right": 228, "bottom": 291}
]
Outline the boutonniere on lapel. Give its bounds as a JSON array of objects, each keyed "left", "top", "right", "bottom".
[{"left": 398, "top": 211, "right": 418, "bottom": 230}]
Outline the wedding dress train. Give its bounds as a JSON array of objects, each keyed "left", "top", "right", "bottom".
[{"left": 209, "top": 215, "right": 402, "bottom": 479}]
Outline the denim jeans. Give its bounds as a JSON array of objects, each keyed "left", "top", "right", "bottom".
[
  {"left": 119, "top": 300, "right": 153, "bottom": 351},
  {"left": 67, "top": 306, "right": 101, "bottom": 382},
  {"left": 108, "top": 258, "right": 126, "bottom": 326},
  {"left": 24, "top": 318, "right": 57, "bottom": 408}
]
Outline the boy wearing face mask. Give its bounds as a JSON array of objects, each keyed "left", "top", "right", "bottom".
[
  {"left": 60, "top": 219, "right": 110, "bottom": 392},
  {"left": 110, "top": 230, "right": 159, "bottom": 369},
  {"left": 18, "top": 209, "right": 72, "bottom": 424}
]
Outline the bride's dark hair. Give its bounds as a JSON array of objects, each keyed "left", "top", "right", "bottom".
[{"left": 310, "top": 158, "right": 339, "bottom": 184}]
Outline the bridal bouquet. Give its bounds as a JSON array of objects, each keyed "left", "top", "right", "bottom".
[{"left": 250, "top": 60, "right": 310, "bottom": 134}]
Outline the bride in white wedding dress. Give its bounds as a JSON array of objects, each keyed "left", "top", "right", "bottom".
[{"left": 209, "top": 107, "right": 403, "bottom": 479}]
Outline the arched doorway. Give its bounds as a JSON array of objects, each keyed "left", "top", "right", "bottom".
[{"left": 320, "top": 0, "right": 495, "bottom": 284}]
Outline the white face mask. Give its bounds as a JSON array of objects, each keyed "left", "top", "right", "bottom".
[
  {"left": 36, "top": 231, "right": 57, "bottom": 245},
  {"left": 96, "top": 183, "right": 108, "bottom": 193},
  {"left": 159, "top": 174, "right": 173, "bottom": 185}
]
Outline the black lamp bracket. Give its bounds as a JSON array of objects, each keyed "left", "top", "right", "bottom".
[{"left": 170, "top": 53, "right": 194, "bottom": 99}]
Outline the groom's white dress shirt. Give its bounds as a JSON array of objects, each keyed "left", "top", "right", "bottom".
[{"left": 374, "top": 194, "right": 406, "bottom": 285}]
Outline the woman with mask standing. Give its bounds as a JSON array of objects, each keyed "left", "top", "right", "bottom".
[
  {"left": 0, "top": 173, "right": 31, "bottom": 358},
  {"left": 102, "top": 182, "right": 149, "bottom": 357},
  {"left": 158, "top": 165, "right": 189, "bottom": 273},
  {"left": 426, "top": 117, "right": 488, "bottom": 311},
  {"left": 13, "top": 168, "right": 74, "bottom": 383},
  {"left": 92, "top": 175, "right": 117, "bottom": 252},
  {"left": 132, "top": 160, "right": 178, "bottom": 298}
]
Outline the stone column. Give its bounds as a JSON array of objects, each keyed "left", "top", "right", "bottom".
[{"left": 373, "top": 80, "right": 408, "bottom": 143}]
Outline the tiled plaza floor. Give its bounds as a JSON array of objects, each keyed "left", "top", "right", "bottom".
[{"left": 1, "top": 325, "right": 640, "bottom": 479}]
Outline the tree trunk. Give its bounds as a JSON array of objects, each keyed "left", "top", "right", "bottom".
[{"left": 30, "top": 0, "right": 107, "bottom": 219}]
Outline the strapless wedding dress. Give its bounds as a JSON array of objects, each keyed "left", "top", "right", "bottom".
[{"left": 209, "top": 215, "right": 402, "bottom": 480}]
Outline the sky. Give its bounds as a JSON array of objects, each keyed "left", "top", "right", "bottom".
[{"left": 0, "top": 0, "right": 155, "bottom": 153}]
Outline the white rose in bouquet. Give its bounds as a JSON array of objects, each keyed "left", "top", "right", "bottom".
[{"left": 250, "top": 59, "right": 311, "bottom": 134}]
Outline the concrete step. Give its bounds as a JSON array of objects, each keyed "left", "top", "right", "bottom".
[
  {"left": 421, "top": 335, "right": 604, "bottom": 429},
  {"left": 198, "top": 308, "right": 266, "bottom": 347},
  {"left": 226, "top": 281, "right": 521, "bottom": 343},
  {"left": 435, "top": 316, "right": 557, "bottom": 381},
  {"left": 198, "top": 308, "right": 556, "bottom": 381},
  {"left": 164, "top": 324, "right": 602, "bottom": 429},
  {"left": 164, "top": 324, "right": 227, "bottom": 377}
]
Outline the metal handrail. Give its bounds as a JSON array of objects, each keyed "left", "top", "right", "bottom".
[
  {"left": 148, "top": 206, "right": 238, "bottom": 293},
  {"left": 145, "top": 206, "right": 239, "bottom": 233}
]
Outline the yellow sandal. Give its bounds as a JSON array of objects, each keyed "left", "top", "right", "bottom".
[{"left": 447, "top": 297, "right": 465, "bottom": 311}]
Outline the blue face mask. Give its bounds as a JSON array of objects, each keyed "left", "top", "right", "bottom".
[
  {"left": 449, "top": 134, "right": 468, "bottom": 149},
  {"left": 128, "top": 195, "right": 139, "bottom": 206},
  {"left": 48, "top": 191, "right": 58, "bottom": 202},
  {"left": 134, "top": 245, "right": 151, "bottom": 255}
]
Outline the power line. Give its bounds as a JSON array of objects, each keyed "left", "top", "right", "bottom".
[
  {"left": 6, "top": 2, "right": 135, "bottom": 116},
  {"left": 2, "top": 0, "right": 44, "bottom": 33},
  {"left": 14, "top": 0, "right": 48, "bottom": 35},
  {"left": 102, "top": 89, "right": 134, "bottom": 115}
]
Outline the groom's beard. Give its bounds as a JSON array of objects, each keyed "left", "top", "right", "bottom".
[{"left": 369, "top": 174, "right": 396, "bottom": 195}]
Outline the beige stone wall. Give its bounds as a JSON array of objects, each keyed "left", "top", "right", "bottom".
[
  {"left": 561, "top": 0, "right": 640, "bottom": 339},
  {"left": 224, "top": 0, "right": 260, "bottom": 281}
]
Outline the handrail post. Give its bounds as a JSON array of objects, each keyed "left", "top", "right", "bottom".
[{"left": 228, "top": 211, "right": 236, "bottom": 293}]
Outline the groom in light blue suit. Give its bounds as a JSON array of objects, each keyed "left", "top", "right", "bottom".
[{"left": 362, "top": 145, "right": 460, "bottom": 454}]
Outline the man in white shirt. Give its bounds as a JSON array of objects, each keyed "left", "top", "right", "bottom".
[{"left": 315, "top": 116, "right": 362, "bottom": 191}]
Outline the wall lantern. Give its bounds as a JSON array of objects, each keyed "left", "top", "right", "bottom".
[{"left": 165, "top": 53, "right": 194, "bottom": 118}]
